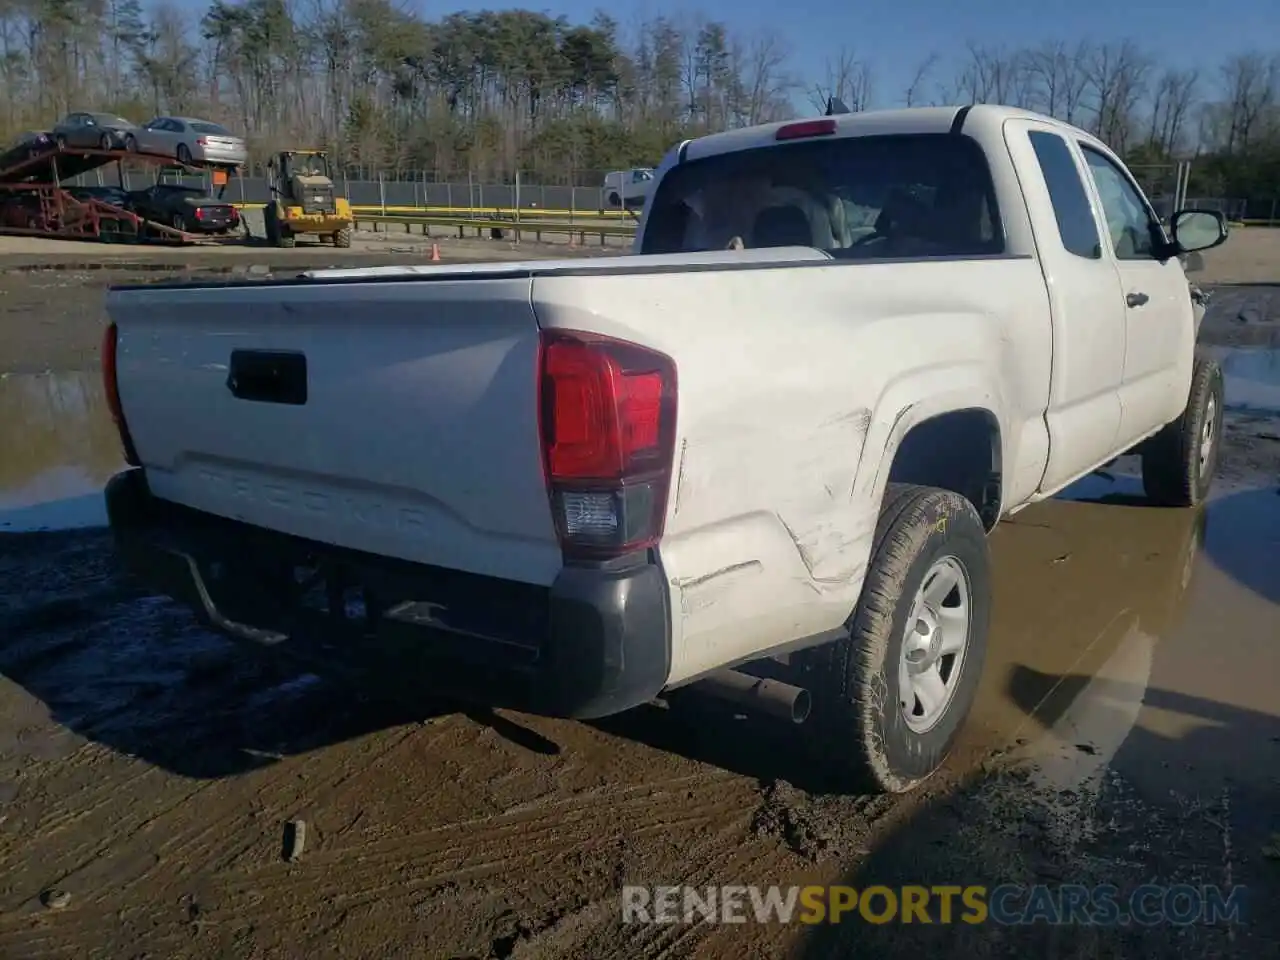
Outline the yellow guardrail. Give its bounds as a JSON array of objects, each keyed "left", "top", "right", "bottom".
[
  {"left": 351, "top": 213, "right": 636, "bottom": 245},
  {"left": 230, "top": 202, "right": 631, "bottom": 220}
]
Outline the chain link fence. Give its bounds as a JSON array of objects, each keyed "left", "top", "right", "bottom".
[
  {"left": 70, "top": 164, "right": 627, "bottom": 217},
  {"left": 65, "top": 161, "right": 1280, "bottom": 225}
]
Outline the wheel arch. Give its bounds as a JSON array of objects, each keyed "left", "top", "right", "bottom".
[{"left": 887, "top": 408, "right": 1003, "bottom": 530}]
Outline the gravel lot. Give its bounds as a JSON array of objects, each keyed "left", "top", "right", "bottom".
[{"left": 0, "top": 230, "right": 1276, "bottom": 959}]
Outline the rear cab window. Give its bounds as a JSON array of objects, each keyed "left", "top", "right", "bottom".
[
  {"left": 1026, "top": 131, "right": 1103, "bottom": 259},
  {"left": 191, "top": 122, "right": 231, "bottom": 136},
  {"left": 641, "top": 133, "right": 1005, "bottom": 259}
]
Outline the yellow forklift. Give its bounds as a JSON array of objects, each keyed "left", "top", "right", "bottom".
[{"left": 263, "top": 150, "right": 353, "bottom": 247}]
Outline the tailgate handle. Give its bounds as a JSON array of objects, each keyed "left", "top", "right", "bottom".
[{"left": 227, "top": 350, "right": 307, "bottom": 405}]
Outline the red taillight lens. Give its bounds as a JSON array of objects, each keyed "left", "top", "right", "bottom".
[
  {"left": 196, "top": 137, "right": 208, "bottom": 146},
  {"left": 102, "top": 322, "right": 140, "bottom": 466},
  {"left": 775, "top": 118, "right": 837, "bottom": 141},
  {"left": 195, "top": 207, "right": 206, "bottom": 219},
  {"left": 539, "top": 331, "right": 678, "bottom": 559}
]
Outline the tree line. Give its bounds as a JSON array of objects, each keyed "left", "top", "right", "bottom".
[{"left": 0, "top": 0, "right": 1276, "bottom": 202}]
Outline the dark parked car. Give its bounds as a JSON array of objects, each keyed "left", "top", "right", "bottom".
[
  {"left": 127, "top": 183, "right": 239, "bottom": 233},
  {"left": 52, "top": 112, "right": 139, "bottom": 150},
  {"left": 0, "top": 131, "right": 55, "bottom": 171},
  {"left": 0, "top": 192, "right": 53, "bottom": 230},
  {"left": 67, "top": 185, "right": 133, "bottom": 208}
]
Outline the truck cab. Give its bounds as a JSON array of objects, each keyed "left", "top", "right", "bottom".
[{"left": 101, "top": 105, "right": 1229, "bottom": 795}]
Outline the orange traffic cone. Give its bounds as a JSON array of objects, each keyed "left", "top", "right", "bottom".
[{"left": 430, "top": 243, "right": 441, "bottom": 262}]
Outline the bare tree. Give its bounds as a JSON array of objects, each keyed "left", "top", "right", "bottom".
[
  {"left": 903, "top": 52, "right": 938, "bottom": 106},
  {"left": 1147, "top": 68, "right": 1198, "bottom": 155},
  {"left": 950, "top": 43, "right": 1033, "bottom": 107},
  {"left": 1086, "top": 40, "right": 1151, "bottom": 152},
  {"left": 1218, "top": 51, "right": 1279, "bottom": 153},
  {"left": 807, "top": 46, "right": 873, "bottom": 113},
  {"left": 1025, "top": 39, "right": 1092, "bottom": 123}
]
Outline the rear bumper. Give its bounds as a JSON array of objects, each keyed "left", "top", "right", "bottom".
[
  {"left": 105, "top": 469, "right": 672, "bottom": 719},
  {"left": 195, "top": 147, "right": 247, "bottom": 166}
]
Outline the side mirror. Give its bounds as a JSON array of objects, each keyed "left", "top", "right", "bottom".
[{"left": 1169, "top": 209, "right": 1228, "bottom": 255}]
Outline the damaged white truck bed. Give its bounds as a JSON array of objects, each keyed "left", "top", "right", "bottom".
[{"left": 101, "top": 104, "right": 1229, "bottom": 793}]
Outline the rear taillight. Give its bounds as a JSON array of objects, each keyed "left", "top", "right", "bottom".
[
  {"left": 539, "top": 330, "right": 678, "bottom": 560},
  {"left": 102, "top": 322, "right": 140, "bottom": 466},
  {"left": 196, "top": 137, "right": 208, "bottom": 146}
]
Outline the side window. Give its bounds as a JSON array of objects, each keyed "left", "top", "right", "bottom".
[
  {"left": 1080, "top": 146, "right": 1158, "bottom": 261},
  {"left": 1027, "top": 131, "right": 1101, "bottom": 260}
]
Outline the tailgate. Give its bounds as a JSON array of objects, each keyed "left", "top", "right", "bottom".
[{"left": 105, "top": 275, "right": 562, "bottom": 586}]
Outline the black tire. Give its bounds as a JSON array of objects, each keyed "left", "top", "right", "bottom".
[
  {"left": 333, "top": 225, "right": 352, "bottom": 248},
  {"left": 55, "top": 134, "right": 66, "bottom": 150},
  {"left": 1141, "top": 357, "right": 1224, "bottom": 507},
  {"left": 99, "top": 133, "right": 112, "bottom": 150},
  {"left": 264, "top": 204, "right": 280, "bottom": 245},
  {"left": 804, "top": 483, "right": 991, "bottom": 794},
  {"left": 177, "top": 143, "right": 192, "bottom": 164},
  {"left": 171, "top": 212, "right": 186, "bottom": 232},
  {"left": 277, "top": 227, "right": 296, "bottom": 248},
  {"left": 608, "top": 191, "right": 620, "bottom": 208},
  {"left": 124, "top": 134, "right": 137, "bottom": 152}
]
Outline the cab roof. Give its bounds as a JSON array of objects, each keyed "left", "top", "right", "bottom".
[{"left": 679, "top": 104, "right": 1096, "bottom": 164}]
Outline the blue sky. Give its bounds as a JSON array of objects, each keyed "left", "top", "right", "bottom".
[{"left": 422, "top": 0, "right": 1277, "bottom": 109}]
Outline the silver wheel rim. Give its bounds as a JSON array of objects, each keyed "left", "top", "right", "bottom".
[
  {"left": 899, "top": 556, "right": 971, "bottom": 734},
  {"left": 1199, "top": 394, "right": 1217, "bottom": 474}
]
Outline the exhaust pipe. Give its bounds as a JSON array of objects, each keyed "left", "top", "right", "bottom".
[{"left": 696, "top": 669, "right": 811, "bottom": 724}]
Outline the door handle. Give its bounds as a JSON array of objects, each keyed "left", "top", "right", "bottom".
[{"left": 1126, "top": 291, "right": 1149, "bottom": 308}]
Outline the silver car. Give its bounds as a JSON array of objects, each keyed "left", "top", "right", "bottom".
[{"left": 129, "top": 117, "right": 248, "bottom": 167}]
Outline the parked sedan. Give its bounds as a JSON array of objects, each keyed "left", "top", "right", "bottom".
[
  {"left": 128, "top": 183, "right": 240, "bottom": 234},
  {"left": 129, "top": 117, "right": 247, "bottom": 167},
  {"left": 52, "top": 112, "right": 139, "bottom": 150}
]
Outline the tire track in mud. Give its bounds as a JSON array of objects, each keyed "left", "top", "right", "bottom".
[
  {"left": 610, "top": 814, "right": 793, "bottom": 959},
  {"left": 205, "top": 770, "right": 750, "bottom": 918},
  {"left": 0, "top": 769, "right": 752, "bottom": 959}
]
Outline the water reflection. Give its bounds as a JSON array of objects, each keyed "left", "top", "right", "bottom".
[
  {"left": 0, "top": 372, "right": 123, "bottom": 532},
  {"left": 1205, "top": 344, "right": 1280, "bottom": 413}
]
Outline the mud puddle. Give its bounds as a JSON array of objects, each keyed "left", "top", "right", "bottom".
[
  {"left": 1204, "top": 344, "right": 1280, "bottom": 414},
  {"left": 0, "top": 372, "right": 122, "bottom": 532}
]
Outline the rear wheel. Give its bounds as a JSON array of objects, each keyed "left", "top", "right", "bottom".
[
  {"left": 54, "top": 134, "right": 66, "bottom": 150},
  {"left": 170, "top": 212, "right": 186, "bottom": 233},
  {"left": 803, "top": 484, "right": 991, "bottom": 794},
  {"left": 333, "top": 225, "right": 352, "bottom": 248},
  {"left": 177, "top": 143, "right": 192, "bottom": 164},
  {"left": 99, "top": 133, "right": 113, "bottom": 150},
  {"left": 277, "top": 226, "right": 296, "bottom": 248},
  {"left": 1141, "top": 357, "right": 1224, "bottom": 507},
  {"left": 124, "top": 134, "right": 137, "bottom": 152}
]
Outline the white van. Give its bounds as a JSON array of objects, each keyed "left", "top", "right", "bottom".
[{"left": 602, "top": 168, "right": 654, "bottom": 209}]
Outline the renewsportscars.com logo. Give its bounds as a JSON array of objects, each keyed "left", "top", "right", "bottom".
[{"left": 621, "top": 884, "right": 1246, "bottom": 926}]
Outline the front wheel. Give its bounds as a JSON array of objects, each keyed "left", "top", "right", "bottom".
[
  {"left": 804, "top": 484, "right": 991, "bottom": 794},
  {"left": 333, "top": 225, "right": 352, "bottom": 248},
  {"left": 1141, "top": 357, "right": 1224, "bottom": 507}
]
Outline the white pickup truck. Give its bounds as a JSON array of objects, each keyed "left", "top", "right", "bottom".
[{"left": 101, "top": 105, "right": 1228, "bottom": 794}]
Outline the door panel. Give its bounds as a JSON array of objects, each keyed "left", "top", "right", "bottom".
[
  {"left": 1078, "top": 144, "right": 1195, "bottom": 440},
  {"left": 1004, "top": 119, "right": 1127, "bottom": 494}
]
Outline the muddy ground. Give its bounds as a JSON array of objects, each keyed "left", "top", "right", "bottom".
[{"left": 0, "top": 236, "right": 1277, "bottom": 959}]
